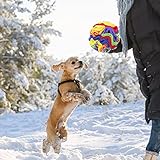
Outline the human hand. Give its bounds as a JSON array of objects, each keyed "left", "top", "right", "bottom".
[{"left": 108, "top": 40, "right": 122, "bottom": 53}]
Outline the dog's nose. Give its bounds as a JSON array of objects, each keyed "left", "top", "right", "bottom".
[{"left": 79, "top": 61, "right": 83, "bottom": 65}]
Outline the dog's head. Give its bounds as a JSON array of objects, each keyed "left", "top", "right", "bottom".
[{"left": 52, "top": 57, "right": 87, "bottom": 75}]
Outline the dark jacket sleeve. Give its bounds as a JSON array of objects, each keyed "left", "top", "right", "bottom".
[
  {"left": 148, "top": 0, "right": 160, "bottom": 16},
  {"left": 136, "top": 68, "right": 150, "bottom": 98}
]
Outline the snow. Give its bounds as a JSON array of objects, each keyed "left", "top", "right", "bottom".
[
  {"left": 0, "top": 100, "right": 154, "bottom": 160},
  {"left": 0, "top": 89, "right": 6, "bottom": 101},
  {"left": 14, "top": 71, "right": 29, "bottom": 90}
]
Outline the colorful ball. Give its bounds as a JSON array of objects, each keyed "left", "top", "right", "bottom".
[{"left": 89, "top": 21, "right": 120, "bottom": 53}]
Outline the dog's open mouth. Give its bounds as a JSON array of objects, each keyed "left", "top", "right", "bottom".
[{"left": 74, "top": 64, "right": 83, "bottom": 69}]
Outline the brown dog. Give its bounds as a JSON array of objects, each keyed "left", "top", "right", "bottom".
[{"left": 42, "top": 57, "right": 91, "bottom": 154}]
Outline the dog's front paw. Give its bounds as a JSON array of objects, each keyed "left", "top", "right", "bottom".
[
  {"left": 81, "top": 90, "right": 91, "bottom": 102},
  {"left": 79, "top": 95, "right": 88, "bottom": 104},
  {"left": 81, "top": 97, "right": 88, "bottom": 104},
  {"left": 85, "top": 94, "right": 91, "bottom": 101},
  {"left": 74, "top": 93, "right": 87, "bottom": 103}
]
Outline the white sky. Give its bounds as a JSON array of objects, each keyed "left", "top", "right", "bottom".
[{"left": 46, "top": 0, "right": 119, "bottom": 59}]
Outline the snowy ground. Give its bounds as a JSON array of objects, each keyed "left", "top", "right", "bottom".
[{"left": 0, "top": 100, "right": 156, "bottom": 160}]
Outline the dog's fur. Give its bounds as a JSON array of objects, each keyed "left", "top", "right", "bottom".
[{"left": 42, "top": 57, "right": 91, "bottom": 154}]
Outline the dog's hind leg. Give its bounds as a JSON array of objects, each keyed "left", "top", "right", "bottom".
[
  {"left": 56, "top": 117, "right": 68, "bottom": 142},
  {"left": 48, "top": 118, "right": 67, "bottom": 154},
  {"left": 57, "top": 125, "right": 68, "bottom": 142},
  {"left": 52, "top": 135, "right": 62, "bottom": 154},
  {"left": 42, "top": 118, "right": 56, "bottom": 154},
  {"left": 42, "top": 138, "right": 51, "bottom": 155}
]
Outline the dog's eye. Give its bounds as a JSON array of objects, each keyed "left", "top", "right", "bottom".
[{"left": 71, "top": 61, "right": 75, "bottom": 64}]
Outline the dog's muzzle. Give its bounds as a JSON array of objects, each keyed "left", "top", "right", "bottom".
[{"left": 74, "top": 61, "right": 83, "bottom": 69}]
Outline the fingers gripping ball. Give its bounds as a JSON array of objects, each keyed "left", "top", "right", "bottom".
[{"left": 89, "top": 21, "right": 120, "bottom": 53}]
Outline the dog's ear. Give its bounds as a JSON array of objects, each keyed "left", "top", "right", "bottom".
[
  {"left": 83, "top": 63, "right": 88, "bottom": 70},
  {"left": 51, "top": 62, "right": 65, "bottom": 72}
]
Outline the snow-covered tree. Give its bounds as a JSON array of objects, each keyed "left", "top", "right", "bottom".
[
  {"left": 0, "top": 0, "right": 60, "bottom": 112},
  {"left": 80, "top": 51, "right": 143, "bottom": 105}
]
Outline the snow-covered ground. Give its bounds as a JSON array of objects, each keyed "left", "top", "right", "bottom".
[{"left": 0, "top": 100, "right": 154, "bottom": 160}]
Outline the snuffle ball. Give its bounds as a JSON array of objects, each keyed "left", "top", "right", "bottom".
[{"left": 89, "top": 21, "right": 120, "bottom": 53}]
